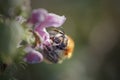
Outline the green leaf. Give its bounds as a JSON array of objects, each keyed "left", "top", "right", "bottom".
[{"left": 0, "top": 20, "right": 24, "bottom": 55}]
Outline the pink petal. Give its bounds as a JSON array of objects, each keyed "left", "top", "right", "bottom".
[
  {"left": 27, "top": 8, "right": 48, "bottom": 24},
  {"left": 24, "top": 47, "right": 43, "bottom": 64},
  {"left": 34, "top": 27, "right": 51, "bottom": 45},
  {"left": 43, "top": 13, "right": 66, "bottom": 28}
]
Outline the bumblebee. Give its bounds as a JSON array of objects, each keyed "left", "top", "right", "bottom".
[
  {"left": 42, "top": 29, "right": 74, "bottom": 63},
  {"left": 33, "top": 28, "right": 74, "bottom": 64}
]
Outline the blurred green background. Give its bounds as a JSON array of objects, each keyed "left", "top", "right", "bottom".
[{"left": 1, "top": 0, "right": 120, "bottom": 80}]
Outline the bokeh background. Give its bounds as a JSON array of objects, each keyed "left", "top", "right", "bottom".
[{"left": 1, "top": 0, "right": 120, "bottom": 80}]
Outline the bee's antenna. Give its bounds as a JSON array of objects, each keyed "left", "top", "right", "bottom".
[
  {"left": 58, "top": 27, "right": 65, "bottom": 34},
  {"left": 52, "top": 27, "right": 65, "bottom": 34}
]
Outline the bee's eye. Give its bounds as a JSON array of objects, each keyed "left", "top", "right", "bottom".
[{"left": 54, "top": 37, "right": 61, "bottom": 44}]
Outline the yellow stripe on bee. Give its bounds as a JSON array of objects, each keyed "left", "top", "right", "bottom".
[{"left": 64, "top": 35, "right": 75, "bottom": 59}]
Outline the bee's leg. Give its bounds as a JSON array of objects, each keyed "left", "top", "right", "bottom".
[{"left": 29, "top": 30, "right": 41, "bottom": 48}]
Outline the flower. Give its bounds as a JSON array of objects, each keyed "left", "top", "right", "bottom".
[
  {"left": 27, "top": 8, "right": 66, "bottom": 46},
  {"left": 24, "top": 9, "right": 66, "bottom": 64},
  {"left": 23, "top": 46, "right": 43, "bottom": 64}
]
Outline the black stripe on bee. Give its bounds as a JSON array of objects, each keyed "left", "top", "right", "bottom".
[{"left": 43, "top": 45, "right": 59, "bottom": 63}]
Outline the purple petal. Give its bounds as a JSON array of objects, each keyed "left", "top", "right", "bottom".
[
  {"left": 28, "top": 8, "right": 66, "bottom": 28},
  {"left": 24, "top": 47, "right": 43, "bottom": 64},
  {"left": 44, "top": 13, "right": 66, "bottom": 27},
  {"left": 34, "top": 28, "right": 51, "bottom": 45},
  {"left": 35, "top": 28, "right": 49, "bottom": 40},
  {"left": 27, "top": 8, "right": 48, "bottom": 24}
]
